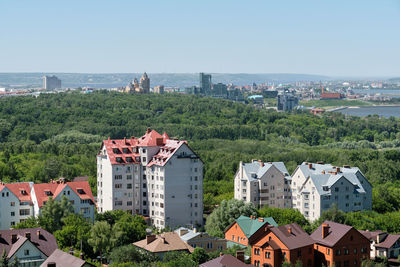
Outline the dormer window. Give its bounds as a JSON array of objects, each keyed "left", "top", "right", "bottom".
[
  {"left": 77, "top": 188, "right": 85, "bottom": 194},
  {"left": 116, "top": 157, "right": 123, "bottom": 163},
  {"left": 44, "top": 190, "right": 52, "bottom": 196},
  {"left": 113, "top": 148, "right": 121, "bottom": 154},
  {"left": 123, "top": 148, "right": 130, "bottom": 154},
  {"left": 20, "top": 190, "right": 27, "bottom": 195},
  {"left": 126, "top": 157, "right": 133, "bottom": 162},
  {"left": 323, "top": 186, "right": 329, "bottom": 191}
]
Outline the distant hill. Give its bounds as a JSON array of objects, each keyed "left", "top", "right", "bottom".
[
  {"left": 389, "top": 77, "right": 400, "bottom": 82},
  {"left": 0, "top": 73, "right": 330, "bottom": 88}
]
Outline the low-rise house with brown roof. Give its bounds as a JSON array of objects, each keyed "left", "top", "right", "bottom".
[
  {"left": 311, "top": 221, "right": 370, "bottom": 267},
  {"left": 133, "top": 232, "right": 194, "bottom": 259},
  {"left": 200, "top": 253, "right": 253, "bottom": 267},
  {"left": 41, "top": 249, "right": 94, "bottom": 267},
  {"left": 359, "top": 230, "right": 387, "bottom": 259},
  {"left": 224, "top": 215, "right": 278, "bottom": 248},
  {"left": 250, "top": 223, "right": 315, "bottom": 267},
  {"left": 361, "top": 230, "right": 400, "bottom": 260},
  {"left": 0, "top": 227, "right": 58, "bottom": 266},
  {"left": 175, "top": 227, "right": 227, "bottom": 252}
]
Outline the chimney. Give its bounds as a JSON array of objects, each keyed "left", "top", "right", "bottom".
[
  {"left": 336, "top": 167, "right": 341, "bottom": 173},
  {"left": 161, "top": 237, "right": 166, "bottom": 244},
  {"left": 25, "top": 232, "right": 31, "bottom": 240},
  {"left": 308, "top": 163, "right": 313, "bottom": 169},
  {"left": 322, "top": 224, "right": 330, "bottom": 239},
  {"left": 239, "top": 161, "right": 243, "bottom": 178},
  {"left": 288, "top": 227, "right": 292, "bottom": 234},
  {"left": 124, "top": 137, "right": 126, "bottom": 143},
  {"left": 37, "top": 230, "right": 41, "bottom": 238},
  {"left": 258, "top": 218, "right": 264, "bottom": 222},
  {"left": 146, "top": 235, "right": 156, "bottom": 245},
  {"left": 236, "top": 251, "right": 245, "bottom": 262},
  {"left": 193, "top": 228, "right": 197, "bottom": 233},
  {"left": 11, "top": 234, "right": 18, "bottom": 244},
  {"left": 147, "top": 128, "right": 151, "bottom": 134}
]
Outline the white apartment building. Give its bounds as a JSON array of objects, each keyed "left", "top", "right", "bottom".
[
  {"left": 0, "top": 180, "right": 95, "bottom": 230},
  {"left": 97, "top": 129, "right": 204, "bottom": 229},
  {"left": 234, "top": 160, "right": 292, "bottom": 209},
  {"left": 291, "top": 162, "right": 372, "bottom": 221}
]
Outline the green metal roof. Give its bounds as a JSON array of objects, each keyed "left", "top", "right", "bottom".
[{"left": 236, "top": 216, "right": 278, "bottom": 238}]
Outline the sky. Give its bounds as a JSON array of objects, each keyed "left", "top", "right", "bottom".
[{"left": 0, "top": 0, "right": 399, "bottom": 77}]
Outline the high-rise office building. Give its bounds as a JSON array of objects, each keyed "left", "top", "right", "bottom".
[
  {"left": 43, "top": 75, "right": 61, "bottom": 90},
  {"left": 199, "top": 73, "right": 212, "bottom": 94},
  {"left": 154, "top": 85, "right": 164, "bottom": 94},
  {"left": 277, "top": 91, "right": 299, "bottom": 111}
]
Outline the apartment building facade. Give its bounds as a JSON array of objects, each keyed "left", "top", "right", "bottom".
[
  {"left": 0, "top": 180, "right": 95, "bottom": 230},
  {"left": 291, "top": 162, "right": 372, "bottom": 221},
  {"left": 234, "top": 160, "right": 292, "bottom": 209},
  {"left": 97, "top": 129, "right": 203, "bottom": 229}
]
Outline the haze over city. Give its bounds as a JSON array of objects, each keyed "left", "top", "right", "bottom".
[{"left": 1, "top": 0, "right": 400, "bottom": 77}]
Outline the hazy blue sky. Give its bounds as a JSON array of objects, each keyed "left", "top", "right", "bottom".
[{"left": 1, "top": 0, "right": 399, "bottom": 77}]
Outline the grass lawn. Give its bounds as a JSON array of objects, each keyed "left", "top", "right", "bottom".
[{"left": 300, "top": 99, "right": 372, "bottom": 108}]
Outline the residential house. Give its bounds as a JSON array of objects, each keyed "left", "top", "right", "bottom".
[
  {"left": 133, "top": 232, "right": 194, "bottom": 259},
  {"left": 224, "top": 215, "right": 278, "bottom": 248},
  {"left": 359, "top": 230, "right": 387, "bottom": 259},
  {"left": 234, "top": 161, "right": 292, "bottom": 208},
  {"left": 32, "top": 179, "right": 95, "bottom": 222},
  {"left": 200, "top": 253, "right": 253, "bottom": 267},
  {"left": 97, "top": 129, "right": 204, "bottom": 229},
  {"left": 311, "top": 221, "right": 370, "bottom": 267},
  {"left": 0, "top": 227, "right": 58, "bottom": 267},
  {"left": 251, "top": 223, "right": 315, "bottom": 267},
  {"left": 41, "top": 249, "right": 94, "bottom": 267},
  {"left": 291, "top": 162, "right": 372, "bottom": 221},
  {"left": 175, "top": 227, "right": 226, "bottom": 252},
  {"left": 0, "top": 179, "right": 95, "bottom": 230},
  {"left": 0, "top": 182, "right": 34, "bottom": 229},
  {"left": 361, "top": 230, "right": 400, "bottom": 260}
]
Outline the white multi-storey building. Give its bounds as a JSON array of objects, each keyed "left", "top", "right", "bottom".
[
  {"left": 0, "top": 179, "right": 95, "bottom": 230},
  {"left": 234, "top": 160, "right": 292, "bottom": 209},
  {"left": 291, "top": 162, "right": 372, "bottom": 221},
  {"left": 97, "top": 129, "right": 204, "bottom": 229}
]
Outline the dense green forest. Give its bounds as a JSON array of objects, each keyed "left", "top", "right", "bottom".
[{"left": 1, "top": 91, "right": 400, "bottom": 216}]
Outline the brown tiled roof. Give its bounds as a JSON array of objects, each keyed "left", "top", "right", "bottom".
[
  {"left": 311, "top": 221, "right": 368, "bottom": 247},
  {"left": 375, "top": 234, "right": 400, "bottom": 249},
  {"left": 40, "top": 249, "right": 94, "bottom": 267},
  {"left": 0, "top": 228, "right": 57, "bottom": 258},
  {"left": 200, "top": 254, "right": 253, "bottom": 267},
  {"left": 269, "top": 223, "right": 314, "bottom": 250},
  {"left": 73, "top": 176, "right": 89, "bottom": 182},
  {"left": 260, "top": 239, "right": 280, "bottom": 250},
  {"left": 133, "top": 232, "right": 194, "bottom": 253},
  {"left": 359, "top": 230, "right": 385, "bottom": 240}
]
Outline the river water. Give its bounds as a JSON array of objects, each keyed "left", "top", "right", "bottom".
[{"left": 335, "top": 106, "right": 400, "bottom": 118}]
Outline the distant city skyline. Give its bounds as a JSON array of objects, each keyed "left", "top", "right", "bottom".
[{"left": 0, "top": 0, "right": 399, "bottom": 77}]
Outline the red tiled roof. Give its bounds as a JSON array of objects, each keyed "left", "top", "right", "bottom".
[
  {"left": 33, "top": 181, "right": 94, "bottom": 208},
  {"left": 101, "top": 129, "right": 189, "bottom": 166},
  {"left": 5, "top": 182, "right": 32, "bottom": 203}
]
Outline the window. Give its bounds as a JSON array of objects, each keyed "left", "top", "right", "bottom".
[
  {"left": 24, "top": 249, "right": 30, "bottom": 256},
  {"left": 127, "top": 201, "right": 132, "bottom": 206},
  {"left": 143, "top": 201, "right": 147, "bottom": 205},
  {"left": 115, "top": 201, "right": 122, "bottom": 206},
  {"left": 114, "top": 175, "right": 122, "bottom": 180},
  {"left": 127, "top": 184, "right": 132, "bottom": 189},
  {"left": 335, "top": 187, "right": 339, "bottom": 192},
  {"left": 232, "top": 235, "right": 235, "bottom": 241},
  {"left": 297, "top": 249, "right": 301, "bottom": 257},
  {"left": 336, "top": 249, "right": 341, "bottom": 256},
  {"left": 127, "top": 175, "right": 132, "bottom": 180},
  {"left": 20, "top": 209, "right": 30, "bottom": 216},
  {"left": 11, "top": 212, "right": 15, "bottom": 216},
  {"left": 344, "top": 249, "right": 349, "bottom": 255},
  {"left": 10, "top": 202, "right": 15, "bottom": 206},
  {"left": 143, "top": 183, "right": 147, "bottom": 188},
  {"left": 143, "top": 192, "right": 147, "bottom": 197},
  {"left": 80, "top": 207, "right": 90, "bottom": 214},
  {"left": 115, "top": 184, "right": 122, "bottom": 189}
]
